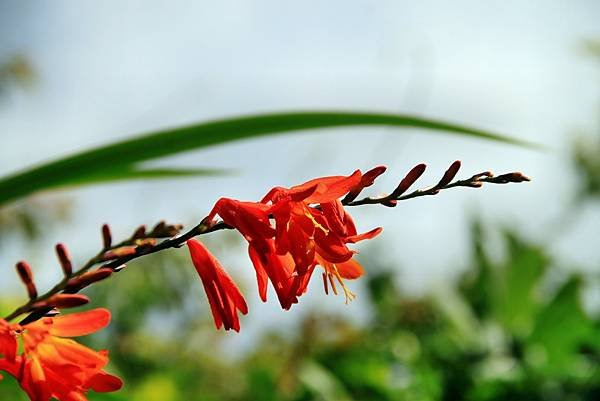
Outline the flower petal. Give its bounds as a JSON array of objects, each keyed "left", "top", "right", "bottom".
[
  {"left": 86, "top": 371, "right": 123, "bottom": 393},
  {"left": 345, "top": 227, "right": 383, "bottom": 243},
  {"left": 335, "top": 259, "right": 365, "bottom": 280},
  {"left": 187, "top": 239, "right": 248, "bottom": 331},
  {"left": 48, "top": 308, "right": 111, "bottom": 337}
]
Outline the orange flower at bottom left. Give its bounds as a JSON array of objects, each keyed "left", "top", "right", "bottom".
[{"left": 0, "top": 308, "right": 122, "bottom": 401}]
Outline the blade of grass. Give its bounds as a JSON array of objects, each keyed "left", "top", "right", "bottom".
[
  {"left": 0, "top": 110, "right": 541, "bottom": 207},
  {"left": 56, "top": 167, "right": 231, "bottom": 187}
]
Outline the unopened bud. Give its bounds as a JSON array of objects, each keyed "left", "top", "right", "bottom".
[
  {"left": 131, "top": 225, "right": 146, "bottom": 240},
  {"left": 344, "top": 165, "right": 387, "bottom": 203},
  {"left": 391, "top": 163, "right": 427, "bottom": 197},
  {"left": 102, "top": 224, "right": 112, "bottom": 248},
  {"left": 489, "top": 172, "right": 531, "bottom": 184},
  {"left": 436, "top": 160, "right": 461, "bottom": 188},
  {"left": 16, "top": 261, "right": 34, "bottom": 284},
  {"left": 102, "top": 246, "right": 137, "bottom": 260},
  {"left": 152, "top": 221, "right": 183, "bottom": 237},
  {"left": 33, "top": 294, "right": 90, "bottom": 309},
  {"left": 65, "top": 268, "right": 113, "bottom": 291},
  {"left": 16, "top": 261, "right": 37, "bottom": 299},
  {"left": 55, "top": 243, "right": 73, "bottom": 277},
  {"left": 152, "top": 221, "right": 167, "bottom": 235}
]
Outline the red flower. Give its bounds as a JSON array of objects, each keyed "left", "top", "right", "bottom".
[
  {"left": 201, "top": 168, "right": 384, "bottom": 321},
  {"left": 187, "top": 239, "right": 248, "bottom": 332},
  {"left": 262, "top": 172, "right": 382, "bottom": 301},
  {"left": 0, "top": 308, "right": 122, "bottom": 401}
]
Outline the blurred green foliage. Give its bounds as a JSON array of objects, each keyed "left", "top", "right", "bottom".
[{"left": 573, "top": 134, "right": 600, "bottom": 200}]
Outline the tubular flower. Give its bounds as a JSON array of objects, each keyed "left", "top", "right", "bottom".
[
  {"left": 261, "top": 171, "right": 383, "bottom": 302},
  {"left": 0, "top": 309, "right": 122, "bottom": 401},
  {"left": 204, "top": 169, "right": 383, "bottom": 315},
  {"left": 187, "top": 238, "right": 248, "bottom": 332}
]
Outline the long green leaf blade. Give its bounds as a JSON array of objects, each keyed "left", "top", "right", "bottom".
[
  {"left": 0, "top": 111, "right": 539, "bottom": 206},
  {"left": 57, "top": 167, "right": 231, "bottom": 187}
]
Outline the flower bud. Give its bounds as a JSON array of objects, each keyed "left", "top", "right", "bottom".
[
  {"left": 102, "top": 224, "right": 112, "bottom": 248},
  {"left": 33, "top": 294, "right": 90, "bottom": 309},
  {"left": 16, "top": 261, "right": 37, "bottom": 299},
  {"left": 436, "top": 160, "right": 461, "bottom": 188},
  {"left": 391, "top": 163, "right": 427, "bottom": 197},
  {"left": 55, "top": 243, "right": 73, "bottom": 276}
]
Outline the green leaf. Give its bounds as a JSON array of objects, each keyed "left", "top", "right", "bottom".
[
  {"left": 58, "top": 167, "right": 231, "bottom": 187},
  {"left": 492, "top": 232, "right": 549, "bottom": 337},
  {"left": 0, "top": 111, "right": 541, "bottom": 207},
  {"left": 298, "top": 360, "right": 355, "bottom": 401},
  {"left": 527, "top": 277, "right": 594, "bottom": 377}
]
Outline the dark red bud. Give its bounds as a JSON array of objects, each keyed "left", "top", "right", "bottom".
[
  {"left": 55, "top": 243, "right": 72, "bottom": 276},
  {"left": 16, "top": 261, "right": 34, "bottom": 284},
  {"left": 25, "top": 283, "right": 38, "bottom": 300},
  {"left": 344, "top": 165, "right": 388, "bottom": 203},
  {"left": 65, "top": 268, "right": 113, "bottom": 291},
  {"left": 131, "top": 225, "right": 146, "bottom": 239},
  {"left": 102, "top": 224, "right": 112, "bottom": 248},
  {"left": 361, "top": 165, "right": 387, "bottom": 187},
  {"left": 436, "top": 160, "right": 461, "bottom": 188},
  {"left": 391, "top": 163, "right": 427, "bottom": 197},
  {"left": 33, "top": 294, "right": 90, "bottom": 309}
]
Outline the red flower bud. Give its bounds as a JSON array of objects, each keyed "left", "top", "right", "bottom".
[{"left": 55, "top": 243, "right": 73, "bottom": 277}]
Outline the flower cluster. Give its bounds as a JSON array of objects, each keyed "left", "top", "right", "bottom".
[
  {"left": 187, "top": 168, "right": 385, "bottom": 332},
  {"left": 1, "top": 162, "right": 530, "bottom": 400},
  {"left": 0, "top": 308, "right": 122, "bottom": 401}
]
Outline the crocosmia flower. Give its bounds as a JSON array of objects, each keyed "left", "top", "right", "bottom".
[
  {"left": 0, "top": 308, "right": 122, "bottom": 401},
  {"left": 201, "top": 168, "right": 383, "bottom": 322},
  {"left": 187, "top": 238, "right": 248, "bottom": 332}
]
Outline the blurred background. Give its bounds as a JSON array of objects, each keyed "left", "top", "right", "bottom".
[{"left": 1, "top": 1, "right": 599, "bottom": 400}]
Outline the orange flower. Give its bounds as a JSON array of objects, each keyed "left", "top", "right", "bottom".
[
  {"left": 0, "top": 309, "right": 122, "bottom": 401},
  {"left": 262, "top": 172, "right": 382, "bottom": 302},
  {"left": 187, "top": 239, "right": 248, "bottom": 332},
  {"left": 206, "top": 169, "right": 383, "bottom": 312}
]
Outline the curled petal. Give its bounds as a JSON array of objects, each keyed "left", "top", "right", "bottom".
[
  {"left": 345, "top": 227, "right": 383, "bottom": 244},
  {"left": 301, "top": 170, "right": 362, "bottom": 204},
  {"left": 335, "top": 258, "right": 365, "bottom": 280}
]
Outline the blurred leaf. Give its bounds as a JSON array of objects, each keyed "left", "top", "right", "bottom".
[
  {"left": 298, "top": 360, "right": 354, "bottom": 401},
  {"left": 492, "top": 232, "right": 549, "bottom": 337},
  {"left": 0, "top": 111, "right": 540, "bottom": 207},
  {"left": 573, "top": 134, "right": 600, "bottom": 200},
  {"left": 58, "top": 167, "right": 231, "bottom": 186},
  {"left": 527, "top": 277, "right": 594, "bottom": 376},
  {"left": 460, "top": 221, "right": 496, "bottom": 319}
]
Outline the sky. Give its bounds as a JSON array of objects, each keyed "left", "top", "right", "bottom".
[{"left": 0, "top": 1, "right": 599, "bottom": 344}]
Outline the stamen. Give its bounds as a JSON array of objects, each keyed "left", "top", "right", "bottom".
[
  {"left": 331, "top": 264, "right": 356, "bottom": 304},
  {"left": 304, "top": 210, "right": 329, "bottom": 235},
  {"left": 328, "top": 273, "right": 338, "bottom": 295}
]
